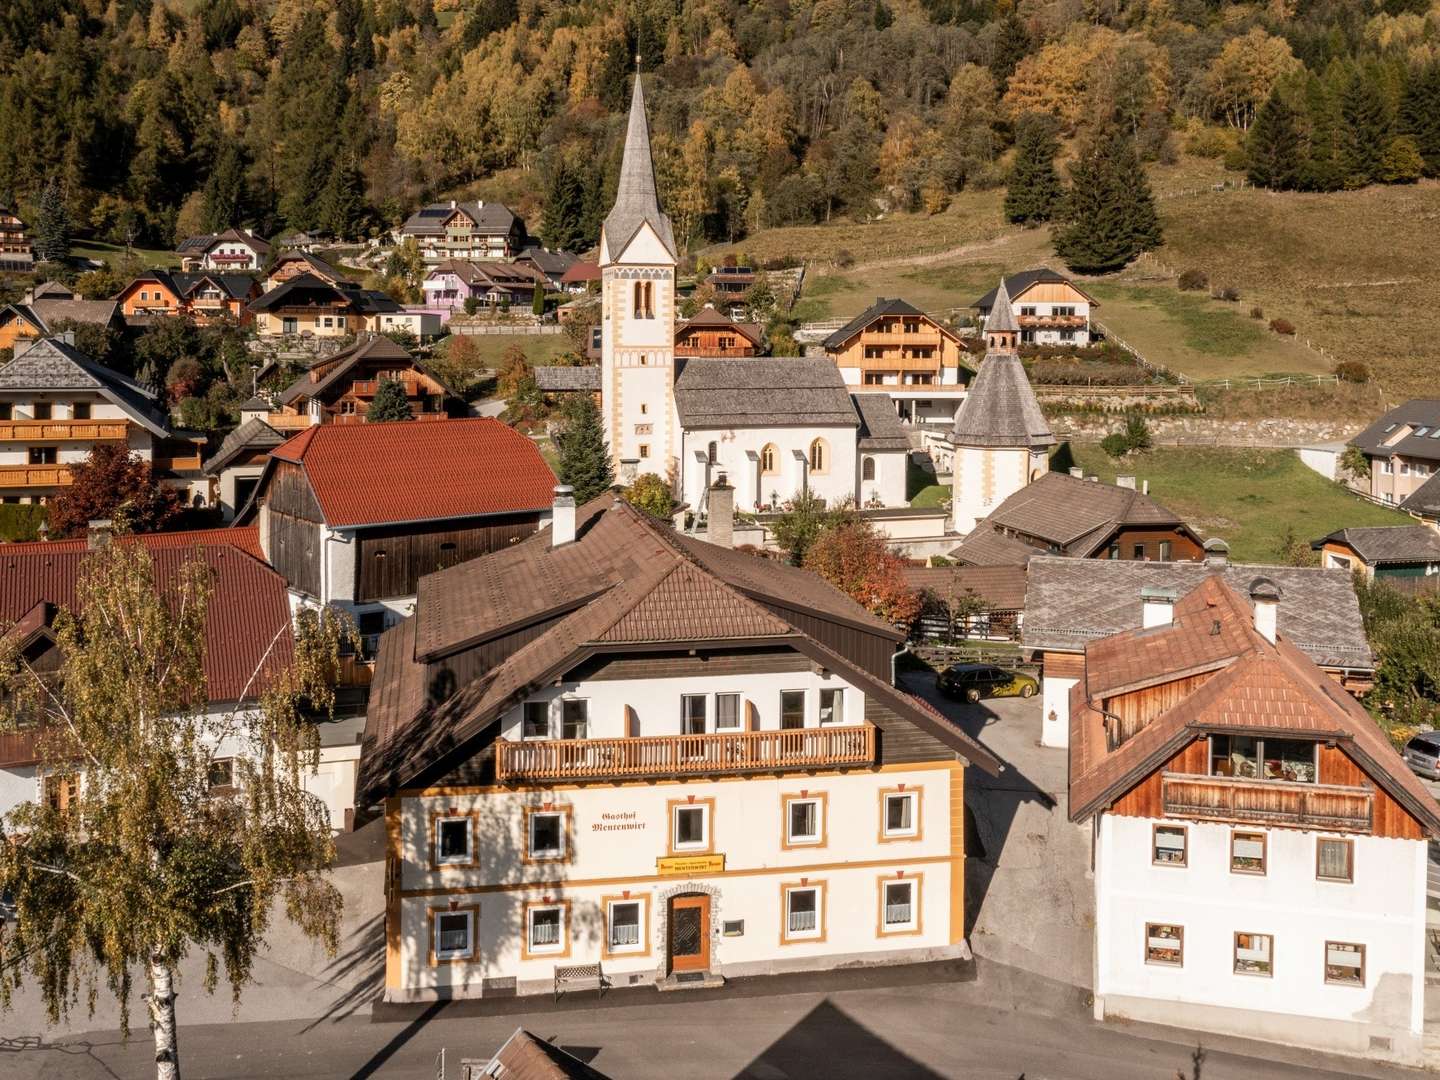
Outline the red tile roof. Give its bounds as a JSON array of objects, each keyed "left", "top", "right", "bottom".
[
  {"left": 1, "top": 526, "right": 264, "bottom": 560},
  {"left": 0, "top": 538, "right": 291, "bottom": 703},
  {"left": 270, "top": 418, "right": 556, "bottom": 528}
]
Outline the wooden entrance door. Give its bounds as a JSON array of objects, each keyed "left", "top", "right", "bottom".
[{"left": 669, "top": 895, "right": 710, "bottom": 973}]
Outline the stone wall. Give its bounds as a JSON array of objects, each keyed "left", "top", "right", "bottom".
[{"left": 1052, "top": 415, "right": 1362, "bottom": 448}]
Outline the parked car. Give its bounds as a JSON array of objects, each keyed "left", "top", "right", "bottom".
[
  {"left": 1403, "top": 731, "right": 1440, "bottom": 781},
  {"left": 938, "top": 663, "right": 1037, "bottom": 704}
]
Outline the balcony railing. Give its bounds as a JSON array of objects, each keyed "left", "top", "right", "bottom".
[
  {"left": 1018, "top": 315, "right": 1087, "bottom": 329},
  {"left": 0, "top": 420, "right": 128, "bottom": 442},
  {"left": 496, "top": 724, "right": 877, "bottom": 782},
  {"left": 1161, "top": 772, "right": 1374, "bottom": 833},
  {"left": 266, "top": 413, "right": 313, "bottom": 431},
  {"left": 0, "top": 465, "right": 73, "bottom": 489},
  {"left": 860, "top": 331, "right": 944, "bottom": 346}
]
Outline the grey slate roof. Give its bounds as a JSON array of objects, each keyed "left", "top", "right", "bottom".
[
  {"left": 1314, "top": 525, "right": 1440, "bottom": 566},
  {"left": 1350, "top": 400, "right": 1440, "bottom": 463},
  {"left": 203, "top": 417, "right": 286, "bottom": 473},
  {"left": 602, "top": 74, "right": 677, "bottom": 260},
  {"left": 821, "top": 297, "right": 927, "bottom": 352},
  {"left": 534, "top": 365, "right": 602, "bottom": 392},
  {"left": 950, "top": 525, "right": 1043, "bottom": 566},
  {"left": 852, "top": 393, "right": 910, "bottom": 451},
  {"left": 30, "top": 297, "right": 120, "bottom": 327},
  {"left": 1401, "top": 472, "right": 1440, "bottom": 519},
  {"left": 673, "top": 358, "right": 858, "bottom": 429},
  {"left": 0, "top": 338, "right": 171, "bottom": 436},
  {"left": 950, "top": 352, "right": 1053, "bottom": 448},
  {"left": 972, "top": 269, "right": 1098, "bottom": 311},
  {"left": 401, "top": 201, "right": 520, "bottom": 238},
  {"left": 987, "top": 277, "right": 1019, "bottom": 334},
  {"left": 1022, "top": 555, "right": 1375, "bottom": 671},
  {"left": 248, "top": 274, "right": 398, "bottom": 316},
  {"left": 278, "top": 335, "right": 457, "bottom": 407}
]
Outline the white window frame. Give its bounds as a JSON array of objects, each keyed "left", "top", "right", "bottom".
[
  {"left": 784, "top": 885, "right": 823, "bottom": 941},
  {"left": 681, "top": 694, "right": 708, "bottom": 735},
  {"left": 527, "top": 905, "right": 566, "bottom": 954},
  {"left": 434, "top": 815, "right": 474, "bottom": 866},
  {"left": 881, "top": 879, "right": 917, "bottom": 933},
  {"left": 785, "top": 796, "right": 823, "bottom": 846},
  {"left": 818, "top": 687, "right": 845, "bottom": 726},
  {"left": 714, "top": 692, "right": 742, "bottom": 731},
  {"left": 433, "top": 909, "right": 475, "bottom": 961},
  {"left": 528, "top": 810, "right": 566, "bottom": 860},
  {"left": 882, "top": 791, "right": 919, "bottom": 838},
  {"left": 780, "top": 689, "right": 806, "bottom": 729},
  {"left": 672, "top": 803, "right": 709, "bottom": 852},
  {"left": 606, "top": 899, "right": 644, "bottom": 953}
]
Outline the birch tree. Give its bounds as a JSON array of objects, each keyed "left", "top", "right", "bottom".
[{"left": 0, "top": 542, "right": 349, "bottom": 1080}]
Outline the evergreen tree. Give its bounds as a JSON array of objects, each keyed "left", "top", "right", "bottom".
[
  {"left": 1299, "top": 72, "right": 1344, "bottom": 192},
  {"left": 1052, "top": 127, "right": 1162, "bottom": 275},
  {"left": 989, "top": 13, "right": 1030, "bottom": 95},
  {"left": 541, "top": 162, "right": 585, "bottom": 251},
  {"left": 1003, "top": 113, "right": 1062, "bottom": 225},
  {"left": 532, "top": 285, "right": 545, "bottom": 317},
  {"left": 317, "top": 157, "right": 368, "bottom": 240},
  {"left": 33, "top": 176, "right": 70, "bottom": 264},
  {"left": 201, "top": 143, "right": 245, "bottom": 233},
  {"left": 1398, "top": 61, "right": 1440, "bottom": 178},
  {"left": 1246, "top": 90, "right": 1304, "bottom": 191},
  {"left": 1338, "top": 67, "right": 1389, "bottom": 188},
  {"left": 366, "top": 378, "right": 414, "bottom": 422},
  {"left": 556, "top": 393, "right": 613, "bottom": 503}
]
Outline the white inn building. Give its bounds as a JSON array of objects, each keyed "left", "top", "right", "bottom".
[
  {"left": 1068, "top": 574, "right": 1440, "bottom": 1067},
  {"left": 359, "top": 490, "right": 1000, "bottom": 1000}
]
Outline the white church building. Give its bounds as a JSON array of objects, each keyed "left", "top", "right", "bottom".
[{"left": 597, "top": 75, "right": 909, "bottom": 515}]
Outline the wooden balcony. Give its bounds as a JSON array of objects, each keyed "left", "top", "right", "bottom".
[
  {"left": 860, "top": 331, "right": 944, "bottom": 347},
  {"left": 266, "top": 413, "right": 313, "bottom": 431},
  {"left": 496, "top": 724, "right": 877, "bottom": 783},
  {"left": 1018, "top": 315, "right": 1087, "bottom": 329},
  {"left": 350, "top": 379, "right": 428, "bottom": 397},
  {"left": 0, "top": 465, "right": 72, "bottom": 489},
  {"left": 0, "top": 420, "right": 128, "bottom": 442},
  {"left": 1161, "top": 772, "right": 1374, "bottom": 833}
]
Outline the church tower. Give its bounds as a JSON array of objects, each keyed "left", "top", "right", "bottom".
[
  {"left": 599, "top": 69, "right": 678, "bottom": 485},
  {"left": 950, "top": 278, "right": 1055, "bottom": 534}
]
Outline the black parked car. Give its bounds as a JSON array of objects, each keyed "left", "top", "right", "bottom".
[{"left": 937, "top": 663, "right": 1038, "bottom": 704}]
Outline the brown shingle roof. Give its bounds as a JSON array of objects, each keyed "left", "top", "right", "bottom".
[
  {"left": 1067, "top": 577, "right": 1440, "bottom": 836},
  {"left": 903, "top": 565, "right": 1028, "bottom": 610}
]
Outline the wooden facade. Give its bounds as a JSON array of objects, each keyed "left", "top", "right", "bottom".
[
  {"left": 263, "top": 459, "right": 324, "bottom": 598},
  {"left": 1103, "top": 527, "right": 1205, "bottom": 563},
  {"left": 1104, "top": 671, "right": 1215, "bottom": 749},
  {"left": 674, "top": 323, "right": 761, "bottom": 357},
  {"left": 356, "top": 513, "right": 541, "bottom": 602},
  {"left": 826, "top": 311, "right": 964, "bottom": 387}
]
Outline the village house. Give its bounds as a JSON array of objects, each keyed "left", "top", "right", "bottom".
[
  {"left": 1312, "top": 526, "right": 1440, "bottom": 584},
  {"left": 267, "top": 334, "right": 467, "bottom": 429},
  {"left": 0, "top": 525, "right": 362, "bottom": 831},
  {"left": 1400, "top": 471, "right": 1440, "bottom": 527},
  {"left": 559, "top": 261, "right": 601, "bottom": 295},
  {"left": 0, "top": 206, "right": 33, "bottom": 271},
  {"left": 1023, "top": 545, "right": 1377, "bottom": 749},
  {"left": 0, "top": 336, "right": 206, "bottom": 505},
  {"left": 821, "top": 299, "right": 969, "bottom": 425},
  {"left": 357, "top": 490, "right": 1000, "bottom": 1003},
  {"left": 0, "top": 282, "right": 120, "bottom": 352},
  {"left": 115, "top": 271, "right": 260, "bottom": 326},
  {"left": 246, "top": 273, "right": 402, "bottom": 338},
  {"left": 1070, "top": 574, "right": 1438, "bottom": 1067},
  {"left": 676, "top": 306, "right": 764, "bottom": 357},
  {"left": 950, "top": 471, "right": 1203, "bottom": 567},
  {"left": 399, "top": 201, "right": 526, "bottom": 263},
  {"left": 1348, "top": 400, "right": 1440, "bottom": 506},
  {"left": 176, "top": 227, "right": 272, "bottom": 272},
  {"left": 422, "top": 260, "right": 543, "bottom": 314},
  {"left": 203, "top": 397, "right": 286, "bottom": 521},
  {"left": 949, "top": 283, "right": 1055, "bottom": 535},
  {"left": 263, "top": 250, "right": 350, "bottom": 292},
  {"left": 514, "top": 247, "right": 579, "bottom": 292},
  {"left": 704, "top": 264, "right": 757, "bottom": 317},
  {"left": 972, "top": 269, "right": 1098, "bottom": 346},
  {"left": 241, "top": 417, "right": 555, "bottom": 656}
]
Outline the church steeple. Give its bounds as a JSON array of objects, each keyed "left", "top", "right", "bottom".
[
  {"left": 986, "top": 276, "right": 1019, "bottom": 352},
  {"left": 601, "top": 69, "right": 677, "bottom": 263}
]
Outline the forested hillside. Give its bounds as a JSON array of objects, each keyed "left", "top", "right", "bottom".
[{"left": 1, "top": 0, "right": 1438, "bottom": 254}]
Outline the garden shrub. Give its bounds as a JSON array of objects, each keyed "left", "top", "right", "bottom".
[
  {"left": 1334, "top": 360, "right": 1370, "bottom": 384},
  {"left": 1268, "top": 318, "right": 1296, "bottom": 335},
  {"left": 1100, "top": 432, "right": 1130, "bottom": 458},
  {"left": 834, "top": 249, "right": 855, "bottom": 269},
  {"left": 1249, "top": 306, "right": 1264, "bottom": 320},
  {"left": 1211, "top": 285, "right": 1240, "bottom": 302},
  {"left": 1177, "top": 269, "right": 1208, "bottom": 291}
]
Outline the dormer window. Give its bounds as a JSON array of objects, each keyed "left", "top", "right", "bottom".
[{"left": 1208, "top": 735, "right": 1317, "bottom": 783}]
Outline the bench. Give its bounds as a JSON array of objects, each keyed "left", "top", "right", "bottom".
[{"left": 553, "top": 961, "right": 607, "bottom": 1002}]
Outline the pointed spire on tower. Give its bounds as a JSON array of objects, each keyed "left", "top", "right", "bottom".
[
  {"left": 602, "top": 69, "right": 677, "bottom": 261},
  {"left": 989, "top": 277, "right": 1019, "bottom": 335}
]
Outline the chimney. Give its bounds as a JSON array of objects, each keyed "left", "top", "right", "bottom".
[
  {"left": 1142, "top": 479, "right": 1149, "bottom": 495},
  {"left": 551, "top": 485, "right": 576, "bottom": 547},
  {"left": 87, "top": 519, "right": 114, "bottom": 550},
  {"left": 449, "top": 199, "right": 457, "bottom": 210},
  {"left": 1249, "top": 577, "right": 1282, "bottom": 644},
  {"left": 1140, "top": 586, "right": 1178, "bottom": 629},
  {"left": 709, "top": 474, "right": 734, "bottom": 549},
  {"left": 1069, "top": 467, "right": 1083, "bottom": 478},
  {"left": 1116, "top": 475, "right": 1136, "bottom": 490},
  {"left": 1203, "top": 538, "right": 1229, "bottom": 569}
]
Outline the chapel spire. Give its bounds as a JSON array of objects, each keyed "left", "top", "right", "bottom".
[
  {"left": 986, "top": 276, "right": 1019, "bottom": 351},
  {"left": 602, "top": 69, "right": 677, "bottom": 262}
]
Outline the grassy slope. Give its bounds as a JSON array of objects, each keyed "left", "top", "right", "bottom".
[
  {"left": 1062, "top": 443, "right": 1410, "bottom": 564},
  {"left": 450, "top": 333, "right": 577, "bottom": 368},
  {"left": 72, "top": 239, "right": 180, "bottom": 268}
]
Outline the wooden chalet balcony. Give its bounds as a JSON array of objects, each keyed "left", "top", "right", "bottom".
[
  {"left": 860, "top": 331, "right": 944, "bottom": 347},
  {"left": 860, "top": 355, "right": 942, "bottom": 372},
  {"left": 267, "top": 413, "right": 313, "bottom": 431},
  {"left": 0, "top": 420, "right": 128, "bottom": 442},
  {"left": 0, "top": 465, "right": 72, "bottom": 489},
  {"left": 496, "top": 724, "right": 877, "bottom": 783},
  {"left": 1018, "top": 315, "right": 1087, "bottom": 329},
  {"left": 350, "top": 379, "right": 428, "bottom": 397},
  {"left": 679, "top": 346, "right": 756, "bottom": 357},
  {"left": 1161, "top": 772, "right": 1373, "bottom": 833}
]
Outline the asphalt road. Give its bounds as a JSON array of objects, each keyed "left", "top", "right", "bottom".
[{"left": 1, "top": 972, "right": 1423, "bottom": 1080}]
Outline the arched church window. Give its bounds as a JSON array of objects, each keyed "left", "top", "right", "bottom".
[
  {"left": 809, "top": 439, "right": 828, "bottom": 473},
  {"left": 643, "top": 281, "right": 654, "bottom": 318},
  {"left": 708, "top": 441, "right": 718, "bottom": 464},
  {"left": 862, "top": 456, "right": 875, "bottom": 482},
  {"left": 760, "top": 444, "right": 778, "bottom": 474},
  {"left": 633, "top": 281, "right": 644, "bottom": 319}
]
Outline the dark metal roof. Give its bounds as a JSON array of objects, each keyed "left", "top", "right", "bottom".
[
  {"left": 1350, "top": 400, "right": 1440, "bottom": 463},
  {"left": 203, "top": 417, "right": 286, "bottom": 474},
  {"left": 1401, "top": 472, "right": 1440, "bottom": 519},
  {"left": 821, "top": 297, "right": 933, "bottom": 352},
  {"left": 972, "top": 269, "right": 1099, "bottom": 311},
  {"left": 1314, "top": 525, "right": 1440, "bottom": 565}
]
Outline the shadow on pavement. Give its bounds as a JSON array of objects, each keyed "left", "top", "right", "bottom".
[
  {"left": 351, "top": 998, "right": 449, "bottom": 1079},
  {"left": 300, "top": 913, "right": 386, "bottom": 1033},
  {"left": 735, "top": 998, "right": 944, "bottom": 1079}
]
